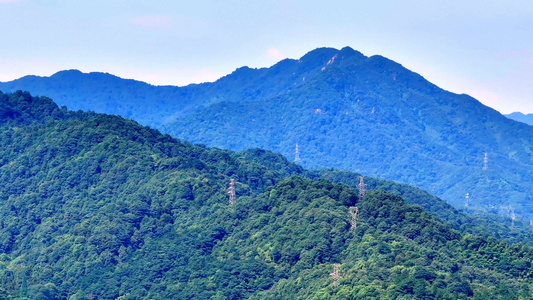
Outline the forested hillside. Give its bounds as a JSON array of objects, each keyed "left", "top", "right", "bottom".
[
  {"left": 0, "top": 91, "right": 532, "bottom": 299},
  {"left": 165, "top": 48, "right": 533, "bottom": 221},
  {"left": 2, "top": 47, "right": 533, "bottom": 221}
]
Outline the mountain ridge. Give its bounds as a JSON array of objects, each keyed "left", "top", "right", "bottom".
[
  {"left": 2, "top": 47, "right": 533, "bottom": 220},
  {"left": 163, "top": 48, "right": 533, "bottom": 219},
  {"left": 506, "top": 111, "right": 533, "bottom": 126}
]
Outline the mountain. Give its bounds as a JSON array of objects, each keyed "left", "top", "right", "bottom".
[
  {"left": 165, "top": 48, "right": 533, "bottom": 220},
  {"left": 506, "top": 112, "right": 533, "bottom": 126},
  {"left": 0, "top": 69, "right": 193, "bottom": 127},
  {"left": 2, "top": 47, "right": 533, "bottom": 221},
  {"left": 1, "top": 91, "right": 532, "bottom": 299},
  {"left": 0, "top": 60, "right": 313, "bottom": 129}
]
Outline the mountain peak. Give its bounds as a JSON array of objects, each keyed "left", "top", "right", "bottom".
[
  {"left": 289, "top": 46, "right": 368, "bottom": 77},
  {"left": 51, "top": 69, "right": 124, "bottom": 82},
  {"left": 505, "top": 112, "right": 533, "bottom": 125},
  {"left": 52, "top": 69, "right": 83, "bottom": 76},
  {"left": 299, "top": 47, "right": 340, "bottom": 64},
  {"left": 339, "top": 46, "right": 365, "bottom": 59},
  {"left": 299, "top": 46, "right": 367, "bottom": 62}
]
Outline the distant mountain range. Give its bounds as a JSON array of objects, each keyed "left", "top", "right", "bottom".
[
  {"left": 2, "top": 47, "right": 533, "bottom": 220},
  {"left": 505, "top": 112, "right": 533, "bottom": 126}
]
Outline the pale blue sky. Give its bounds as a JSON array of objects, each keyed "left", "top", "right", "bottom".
[{"left": 1, "top": 0, "right": 532, "bottom": 113}]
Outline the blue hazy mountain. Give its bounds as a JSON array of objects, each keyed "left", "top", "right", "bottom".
[
  {"left": 2, "top": 47, "right": 533, "bottom": 221},
  {"left": 506, "top": 112, "right": 533, "bottom": 126}
]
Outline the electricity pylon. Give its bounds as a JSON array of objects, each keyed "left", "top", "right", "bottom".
[
  {"left": 228, "top": 179, "right": 236, "bottom": 205},
  {"left": 349, "top": 207, "right": 359, "bottom": 230},
  {"left": 330, "top": 263, "right": 341, "bottom": 285},
  {"left": 358, "top": 176, "right": 366, "bottom": 201}
]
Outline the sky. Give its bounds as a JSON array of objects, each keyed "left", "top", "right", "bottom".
[{"left": 1, "top": 0, "right": 532, "bottom": 114}]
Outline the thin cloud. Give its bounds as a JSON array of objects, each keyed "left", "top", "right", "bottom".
[
  {"left": 131, "top": 15, "right": 173, "bottom": 30},
  {"left": 0, "top": 0, "right": 19, "bottom": 3},
  {"left": 267, "top": 47, "right": 287, "bottom": 61}
]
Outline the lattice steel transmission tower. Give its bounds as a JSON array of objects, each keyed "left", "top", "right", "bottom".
[
  {"left": 349, "top": 207, "right": 359, "bottom": 230},
  {"left": 228, "top": 178, "right": 236, "bottom": 205},
  {"left": 358, "top": 176, "right": 366, "bottom": 201},
  {"left": 465, "top": 193, "right": 470, "bottom": 207},
  {"left": 294, "top": 143, "right": 300, "bottom": 162},
  {"left": 330, "top": 263, "right": 341, "bottom": 285}
]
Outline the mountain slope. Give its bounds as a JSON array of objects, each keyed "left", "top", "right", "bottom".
[
  {"left": 0, "top": 91, "right": 532, "bottom": 299},
  {"left": 165, "top": 48, "right": 533, "bottom": 220},
  {"left": 0, "top": 50, "right": 340, "bottom": 129},
  {"left": 506, "top": 112, "right": 533, "bottom": 126},
  {"left": 2, "top": 47, "right": 533, "bottom": 221},
  {"left": 0, "top": 48, "right": 363, "bottom": 128},
  {"left": 0, "top": 91, "right": 306, "bottom": 299},
  {"left": 0, "top": 69, "right": 197, "bottom": 127}
]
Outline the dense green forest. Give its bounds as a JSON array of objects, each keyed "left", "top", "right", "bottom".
[
  {"left": 0, "top": 91, "right": 532, "bottom": 299},
  {"left": 2, "top": 47, "right": 533, "bottom": 222},
  {"left": 164, "top": 48, "right": 533, "bottom": 221}
]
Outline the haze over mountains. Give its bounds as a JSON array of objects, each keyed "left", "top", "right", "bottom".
[{"left": 2, "top": 46, "right": 533, "bottom": 220}]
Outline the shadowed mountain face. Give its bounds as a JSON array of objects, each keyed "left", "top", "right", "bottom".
[{"left": 2, "top": 47, "right": 533, "bottom": 219}]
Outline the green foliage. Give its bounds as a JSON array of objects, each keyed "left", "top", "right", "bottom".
[
  {"left": 0, "top": 91, "right": 532, "bottom": 299},
  {"left": 163, "top": 59, "right": 533, "bottom": 221},
  {"left": 166, "top": 49, "right": 533, "bottom": 221},
  {"left": 253, "top": 188, "right": 533, "bottom": 299},
  {"left": 314, "top": 169, "right": 533, "bottom": 245},
  {"left": 4, "top": 48, "right": 533, "bottom": 222}
]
